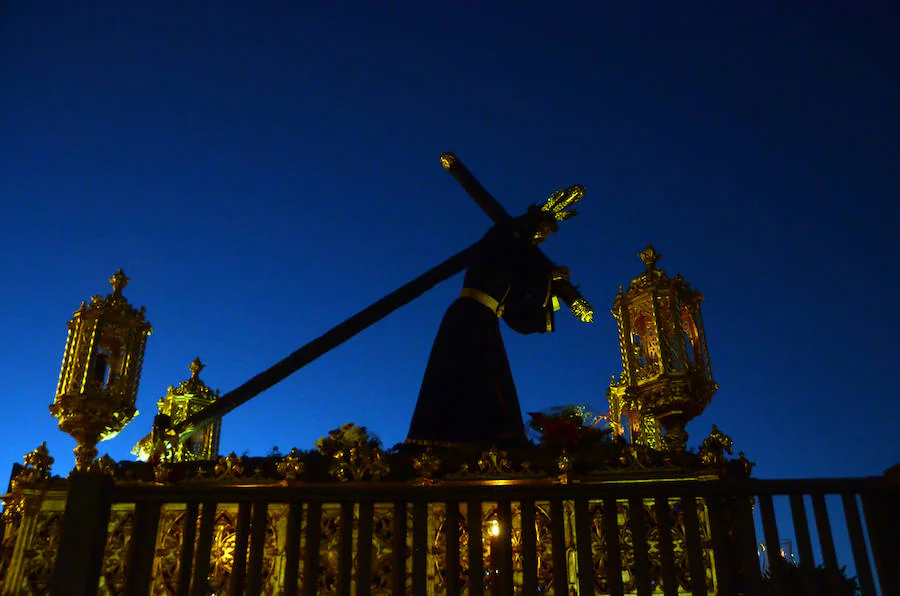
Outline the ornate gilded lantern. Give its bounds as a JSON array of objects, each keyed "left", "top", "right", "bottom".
[
  {"left": 50, "top": 269, "right": 152, "bottom": 470},
  {"left": 608, "top": 245, "right": 716, "bottom": 452},
  {"left": 132, "top": 358, "right": 221, "bottom": 462}
]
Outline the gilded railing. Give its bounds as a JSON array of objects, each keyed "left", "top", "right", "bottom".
[{"left": 3, "top": 472, "right": 895, "bottom": 595}]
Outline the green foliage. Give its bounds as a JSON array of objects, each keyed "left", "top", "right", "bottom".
[
  {"left": 763, "top": 561, "right": 860, "bottom": 596},
  {"left": 314, "top": 423, "right": 383, "bottom": 457}
]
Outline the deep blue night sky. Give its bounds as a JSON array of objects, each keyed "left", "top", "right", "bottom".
[{"left": 2, "top": 2, "right": 897, "bottom": 491}]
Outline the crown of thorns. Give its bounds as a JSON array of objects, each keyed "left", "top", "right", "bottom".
[{"left": 540, "top": 185, "right": 586, "bottom": 222}]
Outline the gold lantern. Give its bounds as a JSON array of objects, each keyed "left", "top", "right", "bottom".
[
  {"left": 609, "top": 246, "right": 716, "bottom": 452},
  {"left": 132, "top": 357, "right": 221, "bottom": 462},
  {"left": 50, "top": 269, "right": 152, "bottom": 470}
]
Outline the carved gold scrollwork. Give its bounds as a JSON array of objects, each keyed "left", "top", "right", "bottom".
[
  {"left": 153, "top": 463, "right": 171, "bottom": 483},
  {"left": 99, "top": 509, "right": 134, "bottom": 594},
  {"left": 20, "top": 511, "right": 64, "bottom": 594},
  {"left": 555, "top": 449, "right": 572, "bottom": 484},
  {"left": 206, "top": 510, "right": 237, "bottom": 593},
  {"left": 699, "top": 424, "right": 734, "bottom": 467},
  {"left": 316, "top": 506, "right": 342, "bottom": 593},
  {"left": 412, "top": 449, "right": 442, "bottom": 484},
  {"left": 22, "top": 443, "right": 54, "bottom": 480},
  {"left": 533, "top": 502, "right": 558, "bottom": 592},
  {"left": 329, "top": 445, "right": 390, "bottom": 482},
  {"left": 275, "top": 448, "right": 305, "bottom": 480},
  {"left": 0, "top": 531, "right": 16, "bottom": 590},
  {"left": 477, "top": 446, "right": 511, "bottom": 475},
  {"left": 737, "top": 451, "right": 756, "bottom": 477},
  {"left": 214, "top": 452, "right": 246, "bottom": 479},
  {"left": 90, "top": 453, "right": 119, "bottom": 477},
  {"left": 151, "top": 507, "right": 184, "bottom": 594},
  {"left": 2, "top": 443, "right": 55, "bottom": 527},
  {"left": 369, "top": 505, "right": 397, "bottom": 594}
]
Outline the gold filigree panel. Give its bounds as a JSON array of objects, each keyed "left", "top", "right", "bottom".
[
  {"left": 150, "top": 505, "right": 190, "bottom": 595},
  {"left": 1, "top": 496, "right": 718, "bottom": 595},
  {"left": 19, "top": 511, "right": 64, "bottom": 595},
  {"left": 0, "top": 518, "right": 20, "bottom": 590},
  {"left": 140, "top": 503, "right": 283, "bottom": 596},
  {"left": 580, "top": 498, "right": 716, "bottom": 595},
  {"left": 420, "top": 501, "right": 566, "bottom": 595},
  {"left": 295, "top": 503, "right": 411, "bottom": 596},
  {"left": 98, "top": 507, "right": 135, "bottom": 595},
  {"left": 370, "top": 503, "right": 405, "bottom": 595}
]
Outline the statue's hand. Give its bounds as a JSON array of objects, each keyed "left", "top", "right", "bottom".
[
  {"left": 549, "top": 269, "right": 593, "bottom": 323},
  {"left": 570, "top": 298, "right": 594, "bottom": 323}
]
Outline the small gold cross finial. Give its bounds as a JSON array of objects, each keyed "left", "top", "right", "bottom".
[
  {"left": 189, "top": 357, "right": 205, "bottom": 379},
  {"left": 638, "top": 245, "right": 661, "bottom": 270},
  {"left": 109, "top": 269, "right": 129, "bottom": 294}
]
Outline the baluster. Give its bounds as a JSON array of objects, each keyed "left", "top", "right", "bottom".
[
  {"left": 705, "top": 495, "right": 733, "bottom": 596},
  {"left": 573, "top": 497, "right": 593, "bottom": 596},
  {"left": 467, "top": 500, "right": 484, "bottom": 596},
  {"left": 841, "top": 493, "right": 876, "bottom": 596},
  {"left": 282, "top": 502, "right": 302, "bottom": 596},
  {"left": 245, "top": 501, "right": 269, "bottom": 594},
  {"left": 227, "top": 502, "right": 251, "bottom": 594},
  {"left": 125, "top": 500, "right": 161, "bottom": 596},
  {"left": 412, "top": 500, "right": 427, "bottom": 596},
  {"left": 446, "top": 500, "right": 461, "bottom": 596},
  {"left": 49, "top": 471, "right": 113, "bottom": 595},
  {"left": 190, "top": 502, "right": 217, "bottom": 596},
  {"left": 549, "top": 499, "right": 567, "bottom": 596},
  {"left": 356, "top": 500, "right": 375, "bottom": 596},
  {"left": 788, "top": 494, "right": 816, "bottom": 596},
  {"left": 681, "top": 496, "right": 707, "bottom": 595},
  {"left": 176, "top": 501, "right": 199, "bottom": 596},
  {"left": 519, "top": 500, "right": 538, "bottom": 596},
  {"left": 603, "top": 497, "right": 624, "bottom": 596},
  {"left": 495, "top": 500, "right": 514, "bottom": 596},
  {"left": 811, "top": 493, "right": 843, "bottom": 596},
  {"left": 391, "top": 500, "right": 407, "bottom": 596},
  {"left": 733, "top": 494, "right": 764, "bottom": 596},
  {"left": 654, "top": 496, "right": 678, "bottom": 596},
  {"left": 861, "top": 492, "right": 900, "bottom": 596},
  {"left": 301, "top": 501, "right": 322, "bottom": 596},
  {"left": 757, "top": 493, "right": 783, "bottom": 592},
  {"left": 628, "top": 497, "right": 652, "bottom": 596},
  {"left": 337, "top": 501, "right": 355, "bottom": 596}
]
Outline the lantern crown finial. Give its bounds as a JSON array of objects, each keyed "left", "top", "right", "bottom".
[
  {"left": 638, "top": 245, "right": 661, "bottom": 270},
  {"left": 189, "top": 357, "right": 205, "bottom": 380},
  {"left": 109, "top": 269, "right": 129, "bottom": 294}
]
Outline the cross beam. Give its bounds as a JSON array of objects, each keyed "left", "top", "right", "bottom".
[
  {"left": 174, "top": 153, "right": 589, "bottom": 442},
  {"left": 173, "top": 246, "right": 471, "bottom": 441}
]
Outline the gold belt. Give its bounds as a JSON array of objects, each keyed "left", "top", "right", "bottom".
[{"left": 460, "top": 288, "right": 503, "bottom": 317}]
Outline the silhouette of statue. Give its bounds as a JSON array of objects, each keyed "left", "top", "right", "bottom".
[{"left": 407, "top": 191, "right": 585, "bottom": 448}]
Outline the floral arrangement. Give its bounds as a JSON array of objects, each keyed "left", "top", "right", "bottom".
[
  {"left": 527, "top": 405, "right": 614, "bottom": 449},
  {"left": 314, "top": 423, "right": 379, "bottom": 455},
  {"left": 314, "top": 423, "right": 389, "bottom": 481}
]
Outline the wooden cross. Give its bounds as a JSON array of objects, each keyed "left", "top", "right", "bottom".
[{"left": 174, "top": 154, "right": 592, "bottom": 442}]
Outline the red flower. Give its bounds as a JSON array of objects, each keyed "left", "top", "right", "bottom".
[{"left": 530, "top": 413, "right": 581, "bottom": 447}]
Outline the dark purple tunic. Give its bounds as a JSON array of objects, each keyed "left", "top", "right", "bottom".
[{"left": 407, "top": 224, "right": 555, "bottom": 446}]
